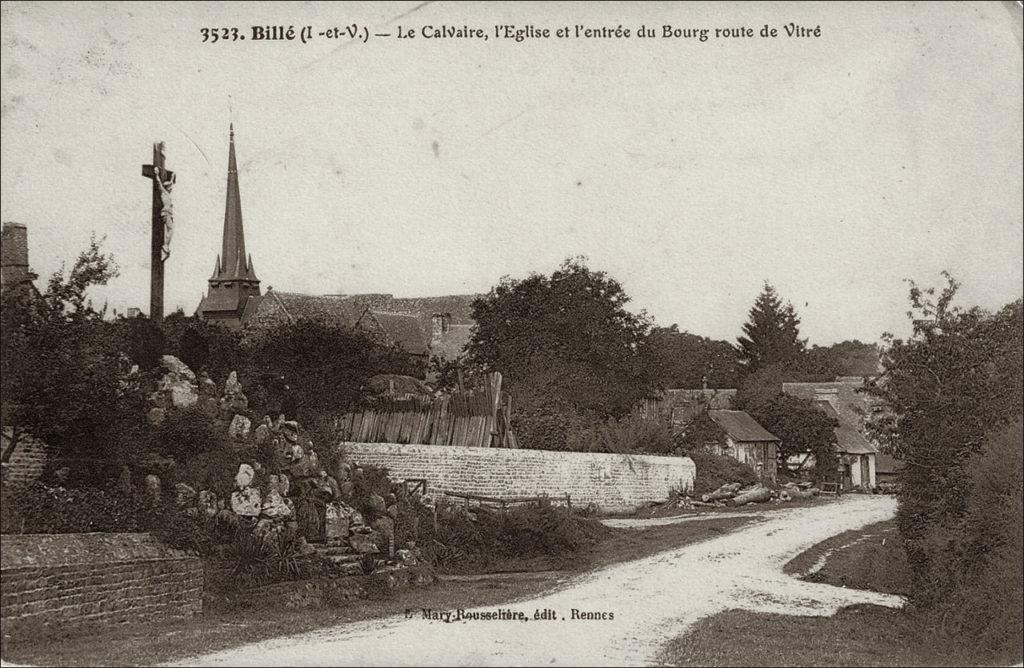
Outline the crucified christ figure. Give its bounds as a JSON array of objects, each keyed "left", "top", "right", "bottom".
[{"left": 153, "top": 166, "right": 176, "bottom": 261}]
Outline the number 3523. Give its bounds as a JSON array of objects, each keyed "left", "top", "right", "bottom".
[{"left": 201, "top": 28, "right": 242, "bottom": 42}]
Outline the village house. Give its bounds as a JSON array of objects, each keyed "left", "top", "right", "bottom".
[
  {"left": 705, "top": 409, "right": 780, "bottom": 482},
  {"left": 192, "top": 128, "right": 478, "bottom": 365},
  {"left": 783, "top": 378, "right": 883, "bottom": 490}
]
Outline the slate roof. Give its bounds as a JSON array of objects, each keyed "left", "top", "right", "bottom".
[
  {"left": 245, "top": 289, "right": 479, "bottom": 358},
  {"left": 432, "top": 324, "right": 473, "bottom": 361},
  {"left": 708, "top": 410, "right": 779, "bottom": 443},
  {"left": 262, "top": 291, "right": 367, "bottom": 327},
  {"left": 790, "top": 380, "right": 880, "bottom": 455},
  {"left": 368, "top": 312, "right": 429, "bottom": 356}
]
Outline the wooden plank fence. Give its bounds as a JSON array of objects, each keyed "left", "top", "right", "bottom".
[{"left": 336, "top": 372, "right": 518, "bottom": 448}]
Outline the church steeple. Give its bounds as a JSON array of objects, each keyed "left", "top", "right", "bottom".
[
  {"left": 218, "top": 124, "right": 256, "bottom": 281},
  {"left": 197, "top": 125, "right": 261, "bottom": 328}
]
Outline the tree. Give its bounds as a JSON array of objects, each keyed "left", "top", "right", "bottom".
[
  {"left": 736, "top": 282, "right": 805, "bottom": 373},
  {"left": 864, "top": 273, "right": 1023, "bottom": 573},
  {"left": 467, "top": 257, "right": 658, "bottom": 449},
  {"left": 748, "top": 394, "right": 839, "bottom": 477},
  {"left": 734, "top": 366, "right": 839, "bottom": 476},
  {"left": 241, "top": 319, "right": 417, "bottom": 428},
  {"left": 1, "top": 237, "right": 130, "bottom": 484},
  {"left": 646, "top": 326, "right": 743, "bottom": 389}
]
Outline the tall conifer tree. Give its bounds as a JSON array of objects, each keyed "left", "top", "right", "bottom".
[{"left": 736, "top": 282, "right": 805, "bottom": 371}]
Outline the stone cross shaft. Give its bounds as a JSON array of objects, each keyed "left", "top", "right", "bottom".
[{"left": 141, "top": 142, "right": 174, "bottom": 322}]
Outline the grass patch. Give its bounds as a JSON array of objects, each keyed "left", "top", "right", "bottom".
[
  {"left": 659, "top": 519, "right": 1018, "bottom": 667},
  {"left": 658, "top": 605, "right": 955, "bottom": 667},
  {"left": 783, "top": 519, "right": 913, "bottom": 596},
  {"left": 1, "top": 516, "right": 752, "bottom": 667}
]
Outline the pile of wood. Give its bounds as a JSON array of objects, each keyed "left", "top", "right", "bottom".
[
  {"left": 778, "top": 481, "right": 820, "bottom": 501},
  {"left": 695, "top": 480, "right": 822, "bottom": 507}
]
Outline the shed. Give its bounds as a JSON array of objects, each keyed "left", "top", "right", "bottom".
[{"left": 707, "top": 410, "right": 780, "bottom": 481}]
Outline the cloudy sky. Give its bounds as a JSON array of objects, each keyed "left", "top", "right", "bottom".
[{"left": 2, "top": 1, "right": 1021, "bottom": 345}]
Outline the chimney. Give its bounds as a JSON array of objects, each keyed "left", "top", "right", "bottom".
[
  {"left": 430, "top": 312, "right": 452, "bottom": 347},
  {"left": 1, "top": 222, "right": 36, "bottom": 288}
]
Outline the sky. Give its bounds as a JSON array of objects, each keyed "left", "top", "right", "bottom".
[{"left": 2, "top": 1, "right": 1022, "bottom": 346}]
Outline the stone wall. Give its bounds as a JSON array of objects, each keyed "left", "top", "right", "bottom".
[
  {"left": 337, "top": 442, "right": 695, "bottom": 513},
  {"left": 1, "top": 428, "right": 51, "bottom": 485},
  {"left": 0, "top": 533, "right": 202, "bottom": 638}
]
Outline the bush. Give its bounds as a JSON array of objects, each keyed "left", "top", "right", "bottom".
[
  {"left": 155, "top": 405, "right": 229, "bottom": 461},
  {"left": 566, "top": 414, "right": 675, "bottom": 455},
  {"left": 916, "top": 420, "right": 1023, "bottom": 663},
  {"left": 685, "top": 450, "right": 759, "bottom": 497},
  {"left": 1, "top": 482, "right": 149, "bottom": 534},
  {"left": 419, "top": 498, "right": 610, "bottom": 573}
]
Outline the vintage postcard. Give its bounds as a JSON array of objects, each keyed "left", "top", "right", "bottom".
[{"left": 1, "top": 1, "right": 1022, "bottom": 666}]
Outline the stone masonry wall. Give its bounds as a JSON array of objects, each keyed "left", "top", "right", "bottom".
[
  {"left": 337, "top": 442, "right": 695, "bottom": 513},
  {"left": 0, "top": 533, "right": 202, "bottom": 638},
  {"left": 1, "top": 428, "right": 51, "bottom": 485}
]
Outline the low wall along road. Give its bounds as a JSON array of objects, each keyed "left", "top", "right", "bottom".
[{"left": 337, "top": 442, "right": 695, "bottom": 513}]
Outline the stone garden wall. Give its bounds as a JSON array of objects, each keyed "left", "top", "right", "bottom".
[
  {"left": 338, "top": 442, "right": 695, "bottom": 513},
  {"left": 0, "top": 533, "right": 202, "bottom": 638},
  {"left": 1, "top": 428, "right": 51, "bottom": 485}
]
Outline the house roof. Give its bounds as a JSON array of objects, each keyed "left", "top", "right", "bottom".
[
  {"left": 260, "top": 291, "right": 366, "bottom": 327},
  {"left": 432, "top": 324, "right": 473, "bottom": 361},
  {"left": 786, "top": 379, "right": 883, "bottom": 455},
  {"left": 368, "top": 312, "right": 429, "bottom": 356},
  {"left": 708, "top": 410, "right": 779, "bottom": 442}
]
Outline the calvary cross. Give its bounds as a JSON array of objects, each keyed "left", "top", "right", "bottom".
[{"left": 141, "top": 142, "right": 174, "bottom": 322}]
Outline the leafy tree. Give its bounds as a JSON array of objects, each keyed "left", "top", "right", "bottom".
[
  {"left": 242, "top": 319, "right": 417, "bottom": 429},
  {"left": 736, "top": 282, "right": 805, "bottom": 373},
  {"left": 467, "top": 257, "right": 658, "bottom": 449},
  {"left": 1, "top": 237, "right": 130, "bottom": 483},
  {"left": 748, "top": 394, "right": 839, "bottom": 477},
  {"left": 733, "top": 366, "right": 839, "bottom": 476},
  {"left": 646, "top": 326, "right": 743, "bottom": 389},
  {"left": 864, "top": 273, "right": 1023, "bottom": 577}
]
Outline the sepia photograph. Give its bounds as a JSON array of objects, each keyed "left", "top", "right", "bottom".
[{"left": 1, "top": 1, "right": 1022, "bottom": 666}]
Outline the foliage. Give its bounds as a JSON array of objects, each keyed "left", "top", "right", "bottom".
[
  {"left": 162, "top": 313, "right": 244, "bottom": 382},
  {"left": 862, "top": 274, "right": 1022, "bottom": 661},
  {"left": 915, "top": 420, "right": 1023, "bottom": 662},
  {"left": 865, "top": 274, "right": 1023, "bottom": 551},
  {"left": 645, "top": 326, "right": 742, "bottom": 389},
  {"left": 682, "top": 450, "right": 759, "bottom": 497},
  {"left": 467, "top": 257, "right": 659, "bottom": 450},
  {"left": 797, "top": 340, "right": 879, "bottom": 380},
  {"left": 735, "top": 282, "right": 805, "bottom": 372},
  {"left": 153, "top": 405, "right": 228, "bottom": 461},
  {"left": 468, "top": 257, "right": 658, "bottom": 421},
  {"left": 673, "top": 410, "right": 728, "bottom": 452},
  {"left": 733, "top": 365, "right": 839, "bottom": 477},
  {"left": 226, "top": 524, "right": 318, "bottom": 587},
  {"left": 177, "top": 444, "right": 265, "bottom": 499},
  {"left": 1, "top": 238, "right": 127, "bottom": 469},
  {"left": 242, "top": 319, "right": 417, "bottom": 425},
  {"left": 566, "top": 413, "right": 675, "bottom": 455},
  {"left": 733, "top": 365, "right": 785, "bottom": 410},
  {"left": 422, "top": 498, "right": 610, "bottom": 573},
  {"left": 747, "top": 394, "right": 839, "bottom": 478}
]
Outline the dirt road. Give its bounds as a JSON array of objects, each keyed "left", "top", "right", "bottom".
[{"left": 171, "top": 495, "right": 902, "bottom": 667}]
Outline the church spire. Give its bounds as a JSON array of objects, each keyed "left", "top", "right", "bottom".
[{"left": 218, "top": 125, "right": 255, "bottom": 281}]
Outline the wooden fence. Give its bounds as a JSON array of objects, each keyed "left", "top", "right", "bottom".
[{"left": 335, "top": 372, "right": 518, "bottom": 448}]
